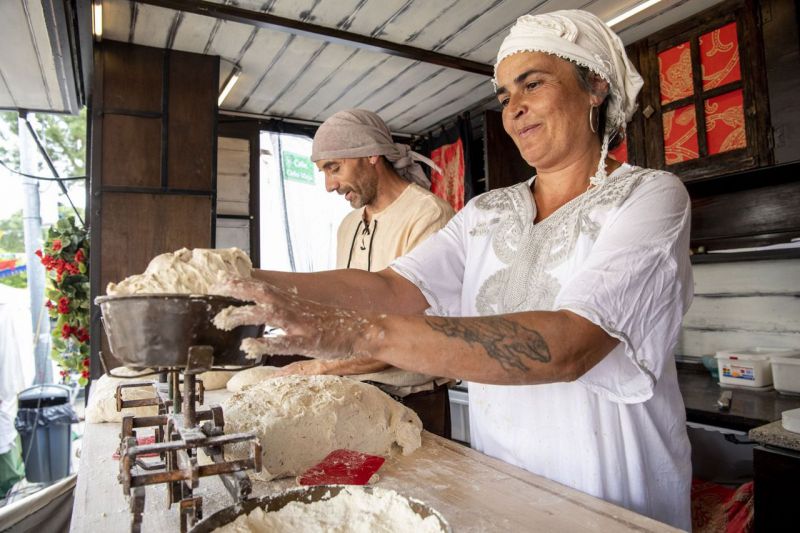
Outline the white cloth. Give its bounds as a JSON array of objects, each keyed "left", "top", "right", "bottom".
[
  {"left": 494, "top": 9, "right": 644, "bottom": 185},
  {"left": 311, "top": 109, "right": 440, "bottom": 188},
  {"left": 391, "top": 164, "right": 693, "bottom": 530},
  {"left": 495, "top": 10, "right": 643, "bottom": 135},
  {"left": 0, "top": 286, "right": 35, "bottom": 454}
]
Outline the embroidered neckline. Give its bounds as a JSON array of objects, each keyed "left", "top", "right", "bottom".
[{"left": 473, "top": 165, "right": 655, "bottom": 315}]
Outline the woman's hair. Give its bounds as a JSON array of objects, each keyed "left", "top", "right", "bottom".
[{"left": 573, "top": 64, "right": 624, "bottom": 151}]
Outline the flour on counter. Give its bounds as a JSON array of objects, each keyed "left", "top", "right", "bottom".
[
  {"left": 105, "top": 247, "right": 251, "bottom": 295},
  {"left": 223, "top": 375, "right": 422, "bottom": 480},
  {"left": 212, "top": 486, "right": 445, "bottom": 533}
]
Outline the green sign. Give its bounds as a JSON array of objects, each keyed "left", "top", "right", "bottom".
[{"left": 281, "top": 151, "right": 316, "bottom": 184}]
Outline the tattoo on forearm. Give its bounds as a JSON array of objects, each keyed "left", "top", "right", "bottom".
[{"left": 423, "top": 317, "right": 551, "bottom": 372}]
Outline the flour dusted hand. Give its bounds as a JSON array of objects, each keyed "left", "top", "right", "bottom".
[{"left": 211, "top": 277, "right": 377, "bottom": 361}]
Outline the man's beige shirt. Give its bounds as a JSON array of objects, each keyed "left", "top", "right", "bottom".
[
  {"left": 336, "top": 183, "right": 454, "bottom": 272},
  {"left": 335, "top": 183, "right": 455, "bottom": 395}
]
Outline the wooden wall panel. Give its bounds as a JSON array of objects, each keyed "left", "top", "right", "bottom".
[
  {"left": 168, "top": 50, "right": 217, "bottom": 190},
  {"left": 217, "top": 136, "right": 250, "bottom": 216},
  {"left": 99, "top": 193, "right": 212, "bottom": 290},
  {"left": 690, "top": 180, "right": 800, "bottom": 250},
  {"left": 102, "top": 41, "right": 163, "bottom": 113},
  {"left": 101, "top": 114, "right": 162, "bottom": 188},
  {"left": 678, "top": 259, "right": 800, "bottom": 357},
  {"left": 89, "top": 41, "right": 219, "bottom": 379}
]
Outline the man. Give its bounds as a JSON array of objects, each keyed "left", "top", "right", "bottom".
[{"left": 271, "top": 109, "right": 455, "bottom": 437}]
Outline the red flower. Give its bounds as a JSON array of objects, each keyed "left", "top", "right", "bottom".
[
  {"left": 52, "top": 239, "right": 62, "bottom": 251},
  {"left": 82, "top": 358, "right": 90, "bottom": 367},
  {"left": 81, "top": 370, "right": 89, "bottom": 378},
  {"left": 35, "top": 249, "right": 43, "bottom": 258},
  {"left": 61, "top": 324, "right": 73, "bottom": 339},
  {"left": 75, "top": 249, "right": 85, "bottom": 263},
  {"left": 75, "top": 328, "right": 90, "bottom": 343},
  {"left": 58, "top": 297, "right": 70, "bottom": 314},
  {"left": 45, "top": 300, "right": 54, "bottom": 309}
]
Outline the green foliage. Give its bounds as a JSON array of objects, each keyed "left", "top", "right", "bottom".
[
  {"left": 37, "top": 216, "right": 90, "bottom": 385},
  {"left": 0, "top": 210, "right": 25, "bottom": 253},
  {"left": 0, "top": 108, "right": 86, "bottom": 182},
  {"left": 0, "top": 272, "right": 26, "bottom": 288}
]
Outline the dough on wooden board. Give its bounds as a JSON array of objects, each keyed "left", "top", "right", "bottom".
[
  {"left": 197, "top": 370, "right": 237, "bottom": 391},
  {"left": 223, "top": 375, "right": 422, "bottom": 480},
  {"left": 225, "top": 366, "right": 280, "bottom": 392},
  {"left": 85, "top": 367, "right": 158, "bottom": 423}
]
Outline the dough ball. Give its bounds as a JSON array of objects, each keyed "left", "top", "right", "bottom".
[
  {"left": 223, "top": 375, "right": 422, "bottom": 480},
  {"left": 85, "top": 368, "right": 158, "bottom": 423},
  {"left": 197, "top": 370, "right": 237, "bottom": 391},
  {"left": 226, "top": 366, "right": 280, "bottom": 392}
]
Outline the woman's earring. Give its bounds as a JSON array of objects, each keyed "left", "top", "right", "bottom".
[{"left": 588, "top": 105, "right": 599, "bottom": 134}]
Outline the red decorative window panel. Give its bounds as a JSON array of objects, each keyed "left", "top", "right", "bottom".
[
  {"left": 663, "top": 105, "right": 699, "bottom": 164},
  {"left": 609, "top": 138, "right": 628, "bottom": 163},
  {"left": 705, "top": 89, "right": 746, "bottom": 155},
  {"left": 430, "top": 138, "right": 465, "bottom": 212},
  {"left": 700, "top": 22, "right": 741, "bottom": 91},
  {"left": 658, "top": 42, "right": 693, "bottom": 104}
]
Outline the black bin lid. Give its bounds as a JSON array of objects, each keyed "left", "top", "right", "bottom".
[{"left": 18, "top": 384, "right": 71, "bottom": 408}]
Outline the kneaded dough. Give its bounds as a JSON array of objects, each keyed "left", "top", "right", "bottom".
[
  {"left": 106, "top": 247, "right": 251, "bottom": 296},
  {"left": 85, "top": 368, "right": 158, "bottom": 423},
  {"left": 223, "top": 375, "right": 422, "bottom": 480},
  {"left": 213, "top": 486, "right": 445, "bottom": 533},
  {"left": 225, "top": 366, "right": 280, "bottom": 392},
  {"left": 197, "top": 370, "right": 237, "bottom": 391}
]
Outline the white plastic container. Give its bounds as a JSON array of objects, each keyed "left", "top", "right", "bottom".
[
  {"left": 782, "top": 407, "right": 800, "bottom": 434},
  {"left": 772, "top": 355, "right": 800, "bottom": 395},
  {"left": 716, "top": 347, "right": 800, "bottom": 388}
]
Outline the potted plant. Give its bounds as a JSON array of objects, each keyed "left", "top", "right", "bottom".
[{"left": 36, "top": 216, "right": 90, "bottom": 385}]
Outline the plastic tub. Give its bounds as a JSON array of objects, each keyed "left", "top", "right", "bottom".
[
  {"left": 772, "top": 355, "right": 800, "bottom": 395},
  {"left": 716, "top": 347, "right": 800, "bottom": 388}
]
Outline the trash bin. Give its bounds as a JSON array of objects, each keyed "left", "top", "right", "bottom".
[{"left": 14, "top": 384, "right": 78, "bottom": 483}]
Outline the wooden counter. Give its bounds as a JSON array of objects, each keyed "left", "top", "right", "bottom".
[{"left": 70, "top": 390, "right": 678, "bottom": 532}]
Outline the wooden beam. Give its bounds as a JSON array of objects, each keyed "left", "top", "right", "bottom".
[{"left": 135, "top": 0, "right": 494, "bottom": 77}]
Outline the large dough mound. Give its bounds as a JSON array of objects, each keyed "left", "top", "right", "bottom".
[
  {"left": 106, "top": 247, "right": 251, "bottom": 296},
  {"left": 223, "top": 375, "right": 422, "bottom": 480},
  {"left": 226, "top": 366, "right": 280, "bottom": 392},
  {"left": 85, "top": 368, "right": 158, "bottom": 423}
]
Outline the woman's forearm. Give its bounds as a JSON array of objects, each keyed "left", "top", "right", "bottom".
[
  {"left": 250, "top": 268, "right": 427, "bottom": 314},
  {"left": 359, "top": 310, "right": 618, "bottom": 385}
]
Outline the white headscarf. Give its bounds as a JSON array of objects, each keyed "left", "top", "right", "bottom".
[
  {"left": 494, "top": 10, "right": 644, "bottom": 185},
  {"left": 311, "top": 109, "right": 440, "bottom": 188}
]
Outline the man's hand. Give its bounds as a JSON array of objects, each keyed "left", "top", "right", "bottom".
[{"left": 211, "top": 277, "right": 378, "bottom": 361}]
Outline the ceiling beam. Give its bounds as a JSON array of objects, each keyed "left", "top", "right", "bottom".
[{"left": 134, "top": 0, "right": 494, "bottom": 77}]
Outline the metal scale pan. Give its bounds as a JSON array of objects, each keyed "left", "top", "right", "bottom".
[{"left": 95, "top": 294, "right": 265, "bottom": 369}]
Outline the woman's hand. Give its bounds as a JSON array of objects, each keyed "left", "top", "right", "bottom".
[{"left": 211, "top": 277, "right": 379, "bottom": 361}]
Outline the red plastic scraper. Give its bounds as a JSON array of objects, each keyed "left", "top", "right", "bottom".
[{"left": 297, "top": 449, "right": 385, "bottom": 486}]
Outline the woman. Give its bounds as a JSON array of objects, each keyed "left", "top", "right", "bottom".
[{"left": 215, "top": 10, "right": 692, "bottom": 530}]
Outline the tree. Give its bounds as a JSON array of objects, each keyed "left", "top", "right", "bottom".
[
  {"left": 0, "top": 210, "right": 25, "bottom": 252},
  {"left": 0, "top": 109, "right": 87, "bottom": 194}
]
